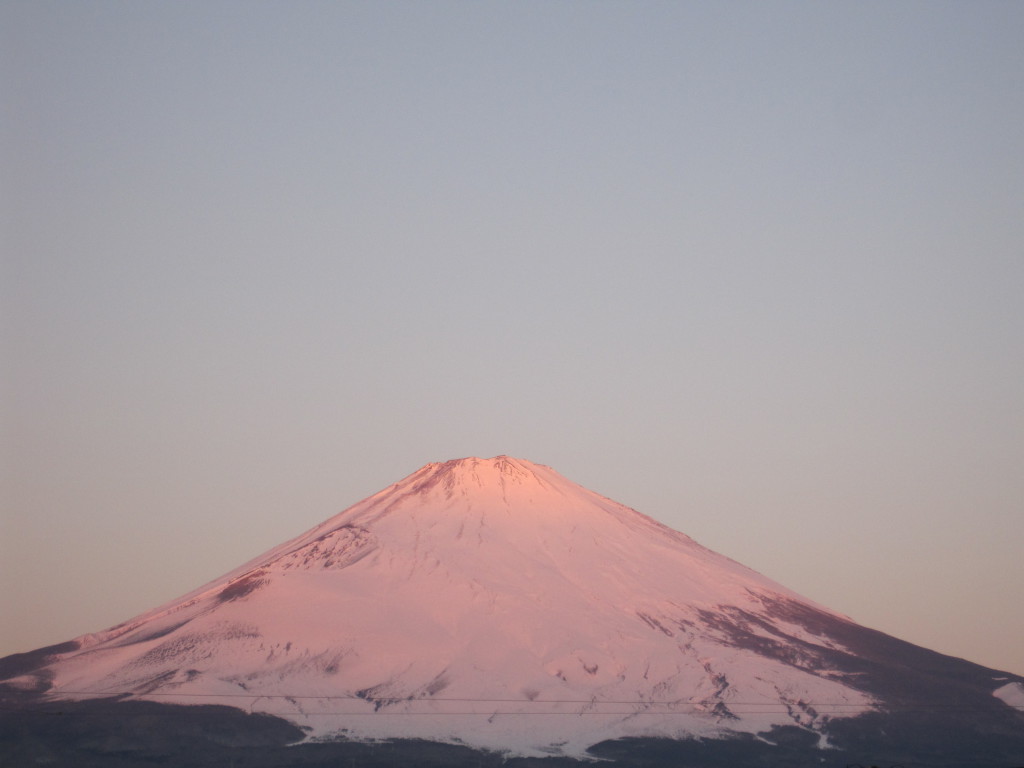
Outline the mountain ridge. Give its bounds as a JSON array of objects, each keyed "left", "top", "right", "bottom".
[{"left": 3, "top": 456, "right": 1021, "bottom": 763}]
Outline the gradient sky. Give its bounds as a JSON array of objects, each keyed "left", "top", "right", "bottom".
[{"left": 2, "top": 2, "right": 1022, "bottom": 675}]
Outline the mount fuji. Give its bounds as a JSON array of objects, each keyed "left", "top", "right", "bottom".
[{"left": 3, "top": 456, "right": 1023, "bottom": 766}]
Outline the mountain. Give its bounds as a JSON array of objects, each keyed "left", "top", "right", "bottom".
[{"left": 3, "top": 456, "right": 1023, "bottom": 767}]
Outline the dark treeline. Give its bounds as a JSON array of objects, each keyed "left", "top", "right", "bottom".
[{"left": 2, "top": 693, "right": 1023, "bottom": 768}]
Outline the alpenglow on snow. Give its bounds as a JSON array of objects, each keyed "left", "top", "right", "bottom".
[{"left": 4, "top": 456, "right": 1023, "bottom": 759}]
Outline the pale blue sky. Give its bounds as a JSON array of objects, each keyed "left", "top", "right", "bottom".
[{"left": 2, "top": 2, "right": 1023, "bottom": 674}]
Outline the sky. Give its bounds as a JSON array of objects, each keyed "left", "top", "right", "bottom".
[{"left": 2, "top": 2, "right": 1022, "bottom": 676}]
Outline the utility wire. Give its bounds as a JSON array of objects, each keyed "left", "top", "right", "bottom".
[
  {"left": 16, "top": 690, "right": 1023, "bottom": 714},
  {"left": 48, "top": 689, "right": 1024, "bottom": 706}
]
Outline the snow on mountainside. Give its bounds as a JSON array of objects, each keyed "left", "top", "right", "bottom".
[{"left": 5, "top": 457, "right": 1018, "bottom": 758}]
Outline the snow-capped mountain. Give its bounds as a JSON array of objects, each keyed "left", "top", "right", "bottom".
[{"left": 3, "top": 456, "right": 1022, "bottom": 762}]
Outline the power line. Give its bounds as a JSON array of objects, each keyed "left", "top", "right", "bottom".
[
  {"left": 54, "top": 689, "right": 874, "bottom": 704},
  {"left": 24, "top": 690, "right": 1024, "bottom": 714}
]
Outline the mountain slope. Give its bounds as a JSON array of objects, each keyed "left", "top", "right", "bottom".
[{"left": 4, "top": 456, "right": 1022, "bottom": 761}]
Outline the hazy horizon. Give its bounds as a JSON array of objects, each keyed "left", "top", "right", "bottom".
[{"left": 2, "top": 2, "right": 1022, "bottom": 676}]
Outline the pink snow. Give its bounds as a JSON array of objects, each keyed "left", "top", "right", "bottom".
[{"left": 34, "top": 456, "right": 875, "bottom": 757}]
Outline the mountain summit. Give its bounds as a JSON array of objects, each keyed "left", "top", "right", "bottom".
[{"left": 3, "top": 457, "right": 1022, "bottom": 762}]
